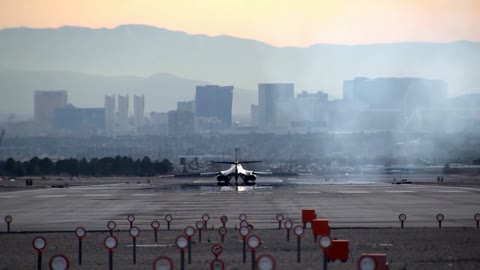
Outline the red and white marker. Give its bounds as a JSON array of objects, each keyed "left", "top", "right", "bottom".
[
  {"left": 256, "top": 254, "right": 276, "bottom": 270},
  {"left": 239, "top": 213, "right": 247, "bottom": 221},
  {"left": 49, "top": 254, "right": 70, "bottom": 270},
  {"left": 211, "top": 243, "right": 224, "bottom": 259},
  {"left": 165, "top": 214, "right": 173, "bottom": 230},
  {"left": 275, "top": 214, "right": 284, "bottom": 229},
  {"left": 152, "top": 256, "right": 173, "bottom": 270}
]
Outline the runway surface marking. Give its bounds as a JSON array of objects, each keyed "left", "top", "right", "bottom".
[
  {"left": 0, "top": 195, "right": 18, "bottom": 198},
  {"left": 337, "top": 191, "right": 370, "bottom": 194},
  {"left": 297, "top": 191, "right": 322, "bottom": 194},
  {"left": 82, "top": 194, "right": 113, "bottom": 197},
  {"left": 384, "top": 190, "right": 415, "bottom": 193},
  {"left": 34, "top": 195, "right": 67, "bottom": 198}
]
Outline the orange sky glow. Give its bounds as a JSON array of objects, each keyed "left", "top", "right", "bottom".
[{"left": 1, "top": 0, "right": 479, "bottom": 47}]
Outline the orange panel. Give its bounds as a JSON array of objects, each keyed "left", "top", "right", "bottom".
[
  {"left": 302, "top": 209, "right": 316, "bottom": 223},
  {"left": 312, "top": 219, "right": 330, "bottom": 236},
  {"left": 326, "top": 240, "right": 349, "bottom": 262}
]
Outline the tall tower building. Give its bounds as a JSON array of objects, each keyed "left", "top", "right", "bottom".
[
  {"left": 133, "top": 94, "right": 145, "bottom": 131},
  {"left": 105, "top": 95, "right": 116, "bottom": 134},
  {"left": 34, "top": 90, "right": 67, "bottom": 127},
  {"left": 195, "top": 85, "right": 233, "bottom": 128},
  {"left": 258, "top": 83, "right": 294, "bottom": 127},
  {"left": 117, "top": 95, "right": 129, "bottom": 132}
]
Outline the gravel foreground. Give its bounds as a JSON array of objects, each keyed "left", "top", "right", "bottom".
[{"left": 0, "top": 227, "right": 479, "bottom": 270}]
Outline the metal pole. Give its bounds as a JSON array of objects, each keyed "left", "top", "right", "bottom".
[
  {"left": 242, "top": 238, "right": 246, "bottom": 264},
  {"left": 401, "top": 221, "right": 404, "bottom": 229},
  {"left": 188, "top": 239, "right": 192, "bottom": 264},
  {"left": 79, "top": 239, "right": 83, "bottom": 265},
  {"left": 109, "top": 230, "right": 113, "bottom": 236},
  {"left": 439, "top": 221, "right": 442, "bottom": 228},
  {"left": 154, "top": 230, "right": 158, "bottom": 243},
  {"left": 109, "top": 251, "right": 113, "bottom": 270},
  {"left": 181, "top": 252, "right": 185, "bottom": 270},
  {"left": 167, "top": 222, "right": 170, "bottom": 231},
  {"left": 297, "top": 237, "right": 301, "bottom": 263},
  {"left": 37, "top": 252, "right": 42, "bottom": 270},
  {"left": 133, "top": 238, "right": 136, "bottom": 264},
  {"left": 7, "top": 223, "right": 10, "bottom": 233},
  {"left": 477, "top": 220, "right": 479, "bottom": 228},
  {"left": 251, "top": 250, "right": 256, "bottom": 270},
  {"left": 278, "top": 221, "right": 281, "bottom": 229},
  {"left": 199, "top": 230, "right": 202, "bottom": 243},
  {"left": 287, "top": 230, "right": 290, "bottom": 242},
  {"left": 323, "top": 251, "right": 327, "bottom": 270}
]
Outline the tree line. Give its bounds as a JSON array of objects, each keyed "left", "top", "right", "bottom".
[{"left": 0, "top": 156, "right": 174, "bottom": 177}]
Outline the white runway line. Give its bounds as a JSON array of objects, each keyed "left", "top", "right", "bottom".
[
  {"left": 384, "top": 190, "right": 415, "bottom": 193},
  {"left": 432, "top": 190, "right": 467, "bottom": 193},
  {"left": 0, "top": 195, "right": 19, "bottom": 199},
  {"left": 34, "top": 195, "right": 68, "bottom": 198},
  {"left": 297, "top": 191, "right": 322, "bottom": 194},
  {"left": 132, "top": 193, "right": 156, "bottom": 196},
  {"left": 337, "top": 191, "right": 370, "bottom": 194},
  {"left": 82, "top": 194, "right": 113, "bottom": 197}
]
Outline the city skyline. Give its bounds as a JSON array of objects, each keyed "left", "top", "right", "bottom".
[{"left": 1, "top": 0, "right": 479, "bottom": 47}]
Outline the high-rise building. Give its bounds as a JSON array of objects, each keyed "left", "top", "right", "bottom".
[
  {"left": 34, "top": 90, "right": 67, "bottom": 127},
  {"left": 342, "top": 77, "right": 448, "bottom": 109},
  {"left": 177, "top": 101, "right": 195, "bottom": 113},
  {"left": 168, "top": 110, "right": 195, "bottom": 136},
  {"left": 105, "top": 95, "right": 116, "bottom": 134},
  {"left": 53, "top": 106, "right": 105, "bottom": 134},
  {"left": 118, "top": 95, "right": 129, "bottom": 132},
  {"left": 258, "top": 83, "right": 294, "bottom": 127},
  {"left": 295, "top": 91, "right": 329, "bottom": 124},
  {"left": 134, "top": 95, "right": 145, "bottom": 131},
  {"left": 195, "top": 85, "right": 233, "bottom": 128}
]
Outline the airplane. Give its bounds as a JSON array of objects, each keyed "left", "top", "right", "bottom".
[{"left": 202, "top": 148, "right": 270, "bottom": 186}]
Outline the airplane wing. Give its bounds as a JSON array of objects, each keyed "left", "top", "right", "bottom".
[{"left": 239, "top": 161, "right": 262, "bottom": 164}]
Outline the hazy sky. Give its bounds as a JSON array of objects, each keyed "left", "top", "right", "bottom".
[{"left": 1, "top": 0, "right": 479, "bottom": 47}]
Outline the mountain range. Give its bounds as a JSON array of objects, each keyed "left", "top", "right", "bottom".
[{"left": 0, "top": 24, "right": 479, "bottom": 117}]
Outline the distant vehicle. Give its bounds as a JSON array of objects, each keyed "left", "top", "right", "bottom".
[{"left": 197, "top": 148, "right": 271, "bottom": 186}]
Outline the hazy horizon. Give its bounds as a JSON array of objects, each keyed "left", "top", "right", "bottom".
[{"left": 1, "top": 0, "right": 479, "bottom": 47}]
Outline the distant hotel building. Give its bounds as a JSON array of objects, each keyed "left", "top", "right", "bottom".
[
  {"left": 34, "top": 90, "right": 67, "bottom": 127},
  {"left": 105, "top": 95, "right": 116, "bottom": 134},
  {"left": 168, "top": 110, "right": 195, "bottom": 136},
  {"left": 195, "top": 85, "right": 233, "bottom": 128},
  {"left": 53, "top": 105, "right": 105, "bottom": 134},
  {"left": 343, "top": 77, "right": 448, "bottom": 109},
  {"left": 134, "top": 95, "right": 145, "bottom": 131},
  {"left": 117, "top": 95, "right": 129, "bottom": 132},
  {"left": 258, "top": 83, "right": 294, "bottom": 127},
  {"left": 177, "top": 101, "right": 195, "bottom": 113}
]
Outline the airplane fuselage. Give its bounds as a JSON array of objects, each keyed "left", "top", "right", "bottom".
[{"left": 217, "top": 163, "right": 256, "bottom": 186}]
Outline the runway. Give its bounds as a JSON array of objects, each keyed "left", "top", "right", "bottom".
[{"left": 0, "top": 176, "right": 479, "bottom": 231}]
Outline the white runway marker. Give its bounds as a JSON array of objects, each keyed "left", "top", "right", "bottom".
[
  {"left": 34, "top": 195, "right": 67, "bottom": 198},
  {"left": 83, "top": 194, "right": 112, "bottom": 197},
  {"left": 0, "top": 195, "right": 19, "bottom": 199},
  {"left": 297, "top": 191, "right": 322, "bottom": 194},
  {"left": 384, "top": 190, "right": 415, "bottom": 193},
  {"left": 338, "top": 191, "right": 370, "bottom": 194},
  {"left": 132, "top": 193, "right": 156, "bottom": 196},
  {"left": 433, "top": 190, "right": 467, "bottom": 193}
]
